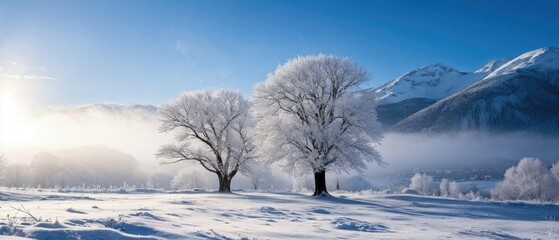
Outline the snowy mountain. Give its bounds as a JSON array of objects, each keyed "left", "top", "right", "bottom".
[
  {"left": 372, "top": 63, "right": 488, "bottom": 105},
  {"left": 392, "top": 47, "right": 559, "bottom": 134},
  {"left": 371, "top": 59, "right": 509, "bottom": 127},
  {"left": 475, "top": 58, "right": 511, "bottom": 73}
]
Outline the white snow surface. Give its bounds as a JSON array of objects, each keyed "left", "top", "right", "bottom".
[{"left": 1, "top": 188, "right": 558, "bottom": 239}]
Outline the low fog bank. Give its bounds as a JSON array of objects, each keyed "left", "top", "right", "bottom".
[
  {"left": 144, "top": 132, "right": 559, "bottom": 192},
  {"left": 312, "top": 132, "right": 559, "bottom": 192},
  {"left": 3, "top": 145, "right": 144, "bottom": 188},
  {"left": 366, "top": 132, "right": 559, "bottom": 178},
  {"left": 3, "top": 104, "right": 173, "bottom": 172},
  {"left": 3, "top": 104, "right": 559, "bottom": 191},
  {"left": 0, "top": 104, "right": 294, "bottom": 190}
]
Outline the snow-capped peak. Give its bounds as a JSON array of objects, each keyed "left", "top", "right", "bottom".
[
  {"left": 402, "top": 63, "right": 460, "bottom": 78},
  {"left": 372, "top": 63, "right": 479, "bottom": 104},
  {"left": 475, "top": 58, "right": 511, "bottom": 73},
  {"left": 485, "top": 47, "right": 559, "bottom": 79}
]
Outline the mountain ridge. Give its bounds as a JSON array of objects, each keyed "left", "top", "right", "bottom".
[
  {"left": 391, "top": 47, "right": 559, "bottom": 134},
  {"left": 371, "top": 56, "right": 510, "bottom": 128},
  {"left": 370, "top": 56, "right": 514, "bottom": 106}
]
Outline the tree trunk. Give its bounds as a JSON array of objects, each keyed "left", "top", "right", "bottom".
[
  {"left": 217, "top": 174, "right": 232, "bottom": 192},
  {"left": 312, "top": 170, "right": 329, "bottom": 196}
]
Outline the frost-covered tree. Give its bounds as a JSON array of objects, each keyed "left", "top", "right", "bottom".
[
  {"left": 551, "top": 161, "right": 559, "bottom": 182},
  {"left": 0, "top": 153, "right": 6, "bottom": 185},
  {"left": 157, "top": 89, "right": 254, "bottom": 192},
  {"left": 146, "top": 172, "right": 173, "bottom": 190},
  {"left": 409, "top": 173, "right": 435, "bottom": 195},
  {"left": 171, "top": 168, "right": 207, "bottom": 190},
  {"left": 241, "top": 160, "right": 270, "bottom": 191},
  {"left": 5, "top": 164, "right": 31, "bottom": 188},
  {"left": 291, "top": 175, "right": 308, "bottom": 193},
  {"left": 492, "top": 157, "right": 559, "bottom": 202},
  {"left": 253, "top": 55, "right": 383, "bottom": 196}
]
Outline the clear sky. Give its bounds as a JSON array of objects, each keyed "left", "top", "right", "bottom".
[{"left": 1, "top": 0, "right": 558, "bottom": 108}]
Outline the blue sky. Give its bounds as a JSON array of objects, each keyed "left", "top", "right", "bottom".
[{"left": 1, "top": 0, "right": 558, "bottom": 107}]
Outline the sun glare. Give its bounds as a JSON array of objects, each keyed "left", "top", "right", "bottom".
[{"left": 0, "top": 91, "right": 35, "bottom": 145}]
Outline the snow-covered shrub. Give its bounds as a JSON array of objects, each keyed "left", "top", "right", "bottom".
[
  {"left": 439, "top": 178, "right": 450, "bottom": 197},
  {"left": 464, "top": 191, "right": 480, "bottom": 200},
  {"left": 551, "top": 161, "right": 559, "bottom": 182},
  {"left": 408, "top": 173, "right": 435, "bottom": 195},
  {"left": 439, "top": 178, "right": 463, "bottom": 198},
  {"left": 492, "top": 157, "right": 559, "bottom": 202},
  {"left": 449, "top": 181, "right": 462, "bottom": 198}
]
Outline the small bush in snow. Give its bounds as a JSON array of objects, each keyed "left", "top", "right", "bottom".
[
  {"left": 439, "top": 179, "right": 450, "bottom": 197},
  {"left": 464, "top": 191, "right": 480, "bottom": 200},
  {"left": 439, "top": 178, "right": 462, "bottom": 198},
  {"left": 449, "top": 181, "right": 461, "bottom": 198},
  {"left": 552, "top": 162, "right": 559, "bottom": 182},
  {"left": 492, "top": 157, "right": 559, "bottom": 202},
  {"left": 409, "top": 173, "right": 435, "bottom": 195}
]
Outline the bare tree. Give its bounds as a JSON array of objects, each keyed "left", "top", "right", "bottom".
[
  {"left": 171, "top": 168, "right": 208, "bottom": 190},
  {"left": 156, "top": 89, "right": 254, "bottom": 192},
  {"left": 253, "top": 55, "right": 384, "bottom": 196},
  {"left": 146, "top": 172, "right": 173, "bottom": 190},
  {"left": 241, "top": 160, "right": 270, "bottom": 191}
]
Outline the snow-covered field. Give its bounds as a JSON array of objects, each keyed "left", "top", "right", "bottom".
[{"left": 0, "top": 189, "right": 558, "bottom": 239}]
